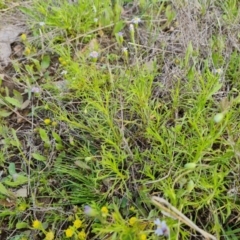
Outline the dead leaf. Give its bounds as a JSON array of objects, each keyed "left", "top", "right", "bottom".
[
  {"left": 16, "top": 109, "right": 31, "bottom": 124},
  {"left": 21, "top": 99, "right": 31, "bottom": 110},
  {"left": 15, "top": 186, "right": 28, "bottom": 197},
  {"left": 12, "top": 43, "right": 24, "bottom": 58},
  {"left": 98, "top": 29, "right": 104, "bottom": 37},
  {"left": 0, "top": 25, "right": 25, "bottom": 66},
  {"left": 81, "top": 38, "right": 99, "bottom": 53},
  {"left": 0, "top": 198, "right": 16, "bottom": 207}
]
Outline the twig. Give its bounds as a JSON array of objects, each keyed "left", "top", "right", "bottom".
[
  {"left": 151, "top": 196, "right": 217, "bottom": 240},
  {"left": 145, "top": 167, "right": 172, "bottom": 184}
]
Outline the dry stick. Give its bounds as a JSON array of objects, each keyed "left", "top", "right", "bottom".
[
  {"left": 62, "top": 23, "right": 115, "bottom": 44},
  {"left": 151, "top": 196, "right": 217, "bottom": 240},
  {"left": 63, "top": 19, "right": 168, "bottom": 45},
  {"left": 127, "top": 42, "right": 179, "bottom": 53},
  {"left": 145, "top": 166, "right": 172, "bottom": 184}
]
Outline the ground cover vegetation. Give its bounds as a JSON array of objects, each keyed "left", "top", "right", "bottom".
[{"left": 0, "top": 0, "right": 240, "bottom": 239}]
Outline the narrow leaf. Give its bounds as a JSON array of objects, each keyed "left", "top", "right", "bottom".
[
  {"left": 13, "top": 90, "right": 23, "bottom": 105},
  {"left": 39, "top": 128, "right": 49, "bottom": 143},
  {"left": 74, "top": 160, "right": 91, "bottom": 170},
  {"left": 0, "top": 110, "right": 12, "bottom": 117},
  {"left": 5, "top": 96, "right": 22, "bottom": 108},
  {"left": 11, "top": 129, "right": 21, "bottom": 148},
  {"left": 0, "top": 182, "right": 9, "bottom": 196},
  {"left": 16, "top": 221, "right": 29, "bottom": 229},
  {"left": 32, "top": 153, "right": 47, "bottom": 161},
  {"left": 52, "top": 131, "right": 61, "bottom": 143}
]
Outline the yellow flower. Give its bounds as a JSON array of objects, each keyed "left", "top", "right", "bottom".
[
  {"left": 129, "top": 217, "right": 137, "bottom": 226},
  {"left": 21, "top": 34, "right": 27, "bottom": 41},
  {"left": 58, "top": 57, "right": 67, "bottom": 65},
  {"left": 45, "top": 231, "right": 54, "bottom": 240},
  {"left": 73, "top": 219, "right": 82, "bottom": 229},
  {"left": 44, "top": 119, "right": 51, "bottom": 125},
  {"left": 78, "top": 230, "right": 86, "bottom": 240},
  {"left": 139, "top": 233, "right": 147, "bottom": 240},
  {"left": 25, "top": 47, "right": 31, "bottom": 55},
  {"left": 130, "top": 206, "right": 135, "bottom": 212},
  {"left": 32, "top": 220, "right": 42, "bottom": 229},
  {"left": 101, "top": 206, "right": 108, "bottom": 217},
  {"left": 65, "top": 228, "right": 74, "bottom": 238},
  {"left": 52, "top": 121, "right": 58, "bottom": 127},
  {"left": 18, "top": 202, "right": 28, "bottom": 211}
]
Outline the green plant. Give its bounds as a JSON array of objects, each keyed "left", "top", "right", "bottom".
[{"left": 1, "top": 0, "right": 240, "bottom": 239}]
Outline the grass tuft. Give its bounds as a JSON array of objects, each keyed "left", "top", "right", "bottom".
[{"left": 1, "top": 0, "right": 240, "bottom": 239}]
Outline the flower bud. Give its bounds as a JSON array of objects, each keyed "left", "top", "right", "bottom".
[
  {"left": 187, "top": 180, "right": 195, "bottom": 192},
  {"left": 213, "top": 113, "right": 224, "bottom": 123},
  {"left": 184, "top": 163, "right": 196, "bottom": 169}
]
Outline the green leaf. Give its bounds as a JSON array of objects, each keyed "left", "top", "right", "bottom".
[
  {"left": 11, "top": 129, "right": 21, "bottom": 148},
  {"left": 32, "top": 153, "right": 47, "bottom": 161},
  {"left": 41, "top": 55, "right": 51, "bottom": 70},
  {"left": 0, "top": 98, "right": 7, "bottom": 106},
  {"left": 207, "top": 82, "right": 223, "bottom": 99},
  {"left": 14, "top": 174, "right": 28, "bottom": 183},
  {"left": 56, "top": 143, "right": 64, "bottom": 151},
  {"left": 19, "top": 6, "right": 38, "bottom": 18},
  {"left": 8, "top": 163, "right": 16, "bottom": 176},
  {"left": 5, "top": 96, "right": 22, "bottom": 108},
  {"left": 13, "top": 90, "right": 23, "bottom": 105},
  {"left": 31, "top": 58, "right": 41, "bottom": 71},
  {"left": 39, "top": 128, "right": 50, "bottom": 143},
  {"left": 0, "top": 182, "right": 9, "bottom": 196},
  {"left": 52, "top": 131, "right": 61, "bottom": 143},
  {"left": 16, "top": 221, "right": 29, "bottom": 229},
  {"left": 74, "top": 160, "right": 91, "bottom": 170},
  {"left": 0, "top": 109, "right": 12, "bottom": 117},
  {"left": 4, "top": 174, "right": 28, "bottom": 187},
  {"left": 113, "top": 21, "right": 125, "bottom": 34}
]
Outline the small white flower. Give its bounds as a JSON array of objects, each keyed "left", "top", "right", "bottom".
[
  {"left": 39, "top": 22, "right": 45, "bottom": 26},
  {"left": 117, "top": 32, "right": 123, "bottom": 37},
  {"left": 155, "top": 227, "right": 164, "bottom": 236},
  {"left": 89, "top": 51, "right": 99, "bottom": 59},
  {"left": 94, "top": 18, "right": 98, "bottom": 23},
  {"left": 213, "top": 113, "right": 224, "bottom": 123},
  {"left": 154, "top": 219, "right": 169, "bottom": 237},
  {"left": 84, "top": 205, "right": 97, "bottom": 217},
  {"left": 131, "top": 17, "right": 141, "bottom": 24},
  {"left": 154, "top": 219, "right": 161, "bottom": 225},
  {"left": 122, "top": 47, "right": 128, "bottom": 53},
  {"left": 84, "top": 205, "right": 92, "bottom": 215},
  {"left": 214, "top": 68, "right": 223, "bottom": 75},
  {"left": 61, "top": 70, "right": 68, "bottom": 75},
  {"left": 31, "top": 86, "right": 41, "bottom": 93}
]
